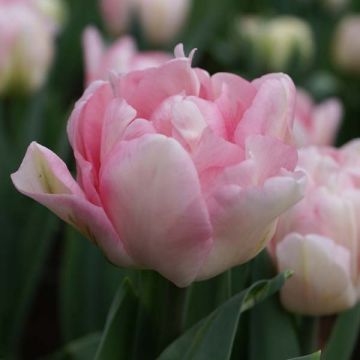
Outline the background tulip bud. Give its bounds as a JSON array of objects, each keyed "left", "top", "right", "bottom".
[
  {"left": 237, "top": 16, "right": 314, "bottom": 72},
  {"left": 82, "top": 26, "right": 171, "bottom": 85},
  {"left": 333, "top": 16, "right": 360, "bottom": 74},
  {"left": 137, "top": 0, "right": 191, "bottom": 44},
  {"left": 100, "top": 0, "right": 136, "bottom": 36},
  {"left": 32, "top": 0, "right": 67, "bottom": 32},
  {"left": 270, "top": 142, "right": 360, "bottom": 315},
  {"left": 293, "top": 88, "right": 343, "bottom": 147},
  {"left": 0, "top": 3, "right": 54, "bottom": 95}
]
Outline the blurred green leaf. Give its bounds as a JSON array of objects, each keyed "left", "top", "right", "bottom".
[
  {"left": 249, "top": 251, "right": 301, "bottom": 360},
  {"left": 48, "top": 333, "right": 101, "bottom": 360},
  {"left": 157, "top": 270, "right": 291, "bottom": 360},
  {"left": 288, "top": 351, "right": 322, "bottom": 360},
  {"left": 94, "top": 279, "right": 139, "bottom": 360},
  {"left": 323, "top": 302, "right": 360, "bottom": 360},
  {"left": 60, "top": 227, "right": 127, "bottom": 343}
]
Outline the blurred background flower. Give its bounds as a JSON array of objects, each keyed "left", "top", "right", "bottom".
[
  {"left": 270, "top": 141, "right": 360, "bottom": 315},
  {"left": 100, "top": 0, "right": 191, "bottom": 44}
]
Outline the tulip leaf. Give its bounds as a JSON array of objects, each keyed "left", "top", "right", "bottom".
[
  {"left": 288, "top": 351, "right": 322, "bottom": 360},
  {"left": 60, "top": 227, "right": 128, "bottom": 343},
  {"left": 322, "top": 302, "right": 360, "bottom": 360},
  {"left": 157, "top": 270, "right": 291, "bottom": 360},
  {"left": 249, "top": 251, "right": 301, "bottom": 360},
  {"left": 94, "top": 279, "right": 139, "bottom": 360},
  {"left": 48, "top": 333, "right": 101, "bottom": 360}
]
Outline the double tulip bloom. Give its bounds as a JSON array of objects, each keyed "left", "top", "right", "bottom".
[
  {"left": 12, "top": 47, "right": 305, "bottom": 287},
  {"left": 270, "top": 142, "right": 360, "bottom": 315}
]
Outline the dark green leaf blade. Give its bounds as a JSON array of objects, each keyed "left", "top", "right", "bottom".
[
  {"left": 48, "top": 333, "right": 101, "bottom": 360},
  {"left": 158, "top": 271, "right": 291, "bottom": 360},
  {"left": 323, "top": 302, "right": 360, "bottom": 360},
  {"left": 94, "top": 279, "right": 139, "bottom": 360},
  {"left": 60, "top": 227, "right": 127, "bottom": 343},
  {"left": 249, "top": 251, "right": 301, "bottom": 360},
  {"left": 289, "top": 351, "right": 322, "bottom": 360}
]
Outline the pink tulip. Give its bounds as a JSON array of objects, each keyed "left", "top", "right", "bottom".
[
  {"left": 83, "top": 26, "right": 171, "bottom": 85},
  {"left": 136, "top": 0, "right": 191, "bottom": 44},
  {"left": 99, "top": 0, "right": 191, "bottom": 44},
  {"left": 270, "top": 142, "right": 360, "bottom": 315},
  {"left": 100, "top": 0, "right": 135, "bottom": 36},
  {"left": 293, "top": 89, "right": 343, "bottom": 147},
  {"left": 12, "top": 46, "right": 305, "bottom": 287},
  {"left": 333, "top": 16, "right": 360, "bottom": 74},
  {"left": 0, "top": 1, "right": 55, "bottom": 95}
]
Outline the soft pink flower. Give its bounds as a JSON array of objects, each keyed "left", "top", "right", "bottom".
[
  {"left": 99, "top": 0, "right": 191, "bottom": 44},
  {"left": 0, "top": 1, "right": 55, "bottom": 95},
  {"left": 12, "top": 46, "right": 305, "bottom": 287},
  {"left": 270, "top": 142, "right": 360, "bottom": 315},
  {"left": 293, "top": 89, "right": 343, "bottom": 147},
  {"left": 100, "top": 0, "right": 135, "bottom": 36},
  {"left": 83, "top": 26, "right": 171, "bottom": 86},
  {"left": 333, "top": 16, "right": 360, "bottom": 74}
]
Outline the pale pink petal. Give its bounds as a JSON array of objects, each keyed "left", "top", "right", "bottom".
[
  {"left": 244, "top": 135, "right": 298, "bottom": 183},
  {"left": 99, "top": 134, "right": 212, "bottom": 287},
  {"left": 100, "top": 98, "right": 137, "bottom": 162},
  {"left": 312, "top": 98, "right": 343, "bottom": 146},
  {"left": 116, "top": 58, "right": 200, "bottom": 118},
  {"left": 197, "top": 172, "right": 305, "bottom": 280},
  {"left": 82, "top": 26, "right": 105, "bottom": 85},
  {"left": 211, "top": 73, "right": 257, "bottom": 137},
  {"left": 276, "top": 233, "right": 357, "bottom": 315},
  {"left": 11, "top": 142, "right": 134, "bottom": 267},
  {"left": 192, "top": 128, "right": 244, "bottom": 174},
  {"left": 234, "top": 73, "right": 296, "bottom": 147},
  {"left": 122, "top": 118, "right": 156, "bottom": 140}
]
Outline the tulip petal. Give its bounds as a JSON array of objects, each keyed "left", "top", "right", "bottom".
[
  {"left": 11, "top": 142, "right": 134, "bottom": 267},
  {"left": 197, "top": 173, "right": 305, "bottom": 280},
  {"left": 211, "top": 73, "right": 256, "bottom": 137},
  {"left": 100, "top": 98, "right": 137, "bottom": 162},
  {"left": 276, "top": 233, "right": 357, "bottom": 315},
  {"left": 234, "top": 73, "right": 296, "bottom": 147},
  {"left": 116, "top": 58, "right": 200, "bottom": 119},
  {"left": 100, "top": 134, "right": 212, "bottom": 287}
]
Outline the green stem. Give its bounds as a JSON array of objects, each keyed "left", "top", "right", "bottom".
[{"left": 299, "top": 316, "right": 319, "bottom": 355}]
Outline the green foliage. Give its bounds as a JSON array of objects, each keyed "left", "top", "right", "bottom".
[{"left": 158, "top": 271, "right": 291, "bottom": 360}]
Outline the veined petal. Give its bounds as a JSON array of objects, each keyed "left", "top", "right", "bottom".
[{"left": 100, "top": 134, "right": 212, "bottom": 287}]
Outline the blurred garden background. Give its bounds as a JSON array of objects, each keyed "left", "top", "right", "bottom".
[{"left": 2, "top": 0, "right": 360, "bottom": 359}]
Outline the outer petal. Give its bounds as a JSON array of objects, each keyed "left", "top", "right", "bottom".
[
  {"left": 67, "top": 81, "right": 113, "bottom": 203},
  {"left": 11, "top": 142, "right": 134, "bottom": 267},
  {"left": 234, "top": 73, "right": 296, "bottom": 147},
  {"left": 276, "top": 233, "right": 357, "bottom": 315},
  {"left": 197, "top": 172, "right": 305, "bottom": 280},
  {"left": 100, "top": 134, "right": 212, "bottom": 287}
]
